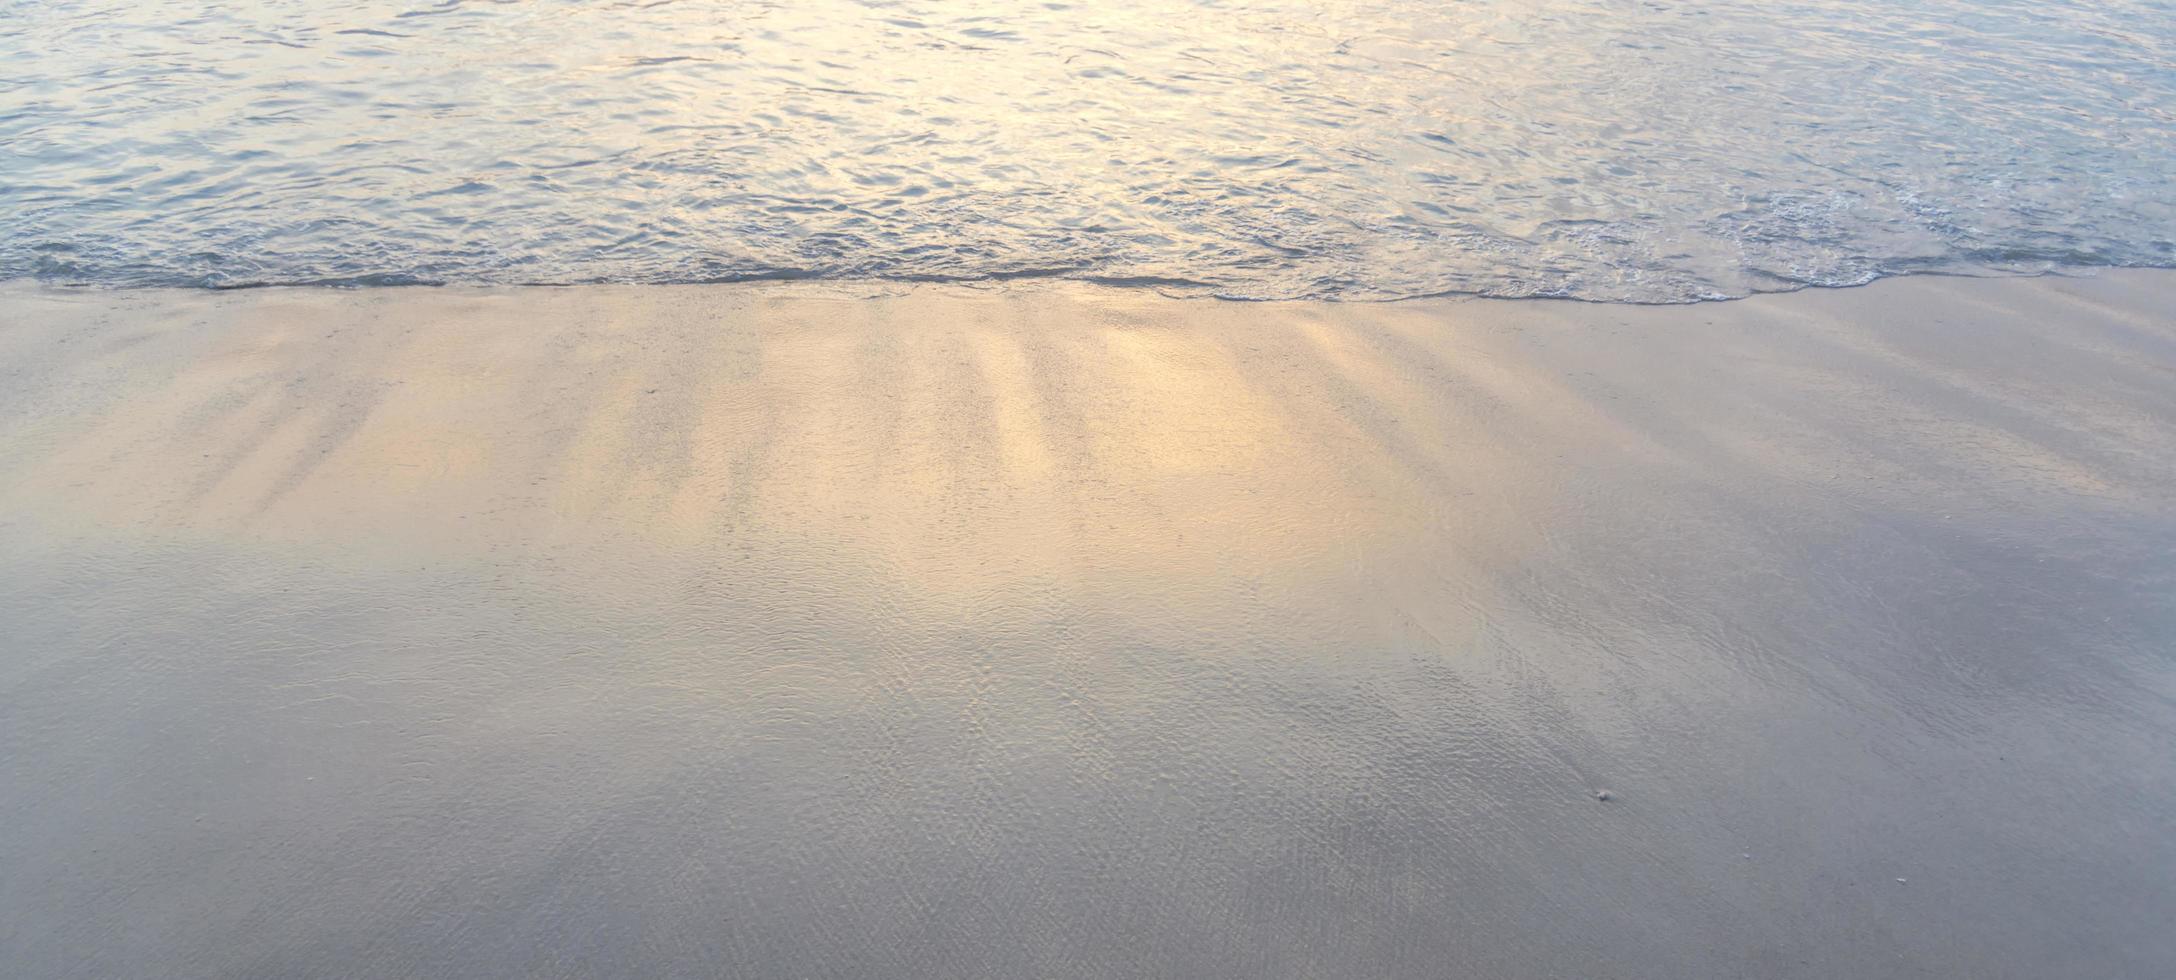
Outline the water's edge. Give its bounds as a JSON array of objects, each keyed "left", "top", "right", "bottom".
[{"left": 14, "top": 261, "right": 2174, "bottom": 307}]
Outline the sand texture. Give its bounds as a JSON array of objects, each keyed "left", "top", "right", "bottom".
[{"left": 2, "top": 272, "right": 2174, "bottom": 978}]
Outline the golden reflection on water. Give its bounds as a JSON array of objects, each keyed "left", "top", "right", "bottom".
[{"left": 13, "top": 1, "right": 2170, "bottom": 298}]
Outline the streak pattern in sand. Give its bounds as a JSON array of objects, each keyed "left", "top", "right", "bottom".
[{"left": 2, "top": 274, "right": 2173, "bottom": 978}]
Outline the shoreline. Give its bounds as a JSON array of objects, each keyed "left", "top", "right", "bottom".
[
  {"left": 3, "top": 270, "right": 2173, "bottom": 978},
  {"left": 10, "top": 262, "right": 2173, "bottom": 306}
]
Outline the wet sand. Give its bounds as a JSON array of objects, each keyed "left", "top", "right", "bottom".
[{"left": 2, "top": 272, "right": 2173, "bottom": 978}]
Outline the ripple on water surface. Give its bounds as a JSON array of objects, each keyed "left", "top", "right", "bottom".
[{"left": 2, "top": 0, "right": 2173, "bottom": 300}]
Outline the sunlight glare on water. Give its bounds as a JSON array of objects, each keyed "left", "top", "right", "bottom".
[{"left": 2, "top": 0, "right": 2173, "bottom": 299}]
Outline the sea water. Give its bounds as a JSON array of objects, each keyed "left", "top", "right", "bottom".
[{"left": 3, "top": 0, "right": 2172, "bottom": 300}]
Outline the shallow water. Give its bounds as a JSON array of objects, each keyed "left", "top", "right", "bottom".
[{"left": 3, "top": 0, "right": 2173, "bottom": 299}]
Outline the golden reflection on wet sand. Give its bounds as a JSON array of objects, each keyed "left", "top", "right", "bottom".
[{"left": 2, "top": 274, "right": 2175, "bottom": 978}]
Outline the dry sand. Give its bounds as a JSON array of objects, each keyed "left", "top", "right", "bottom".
[{"left": 2, "top": 272, "right": 2173, "bottom": 978}]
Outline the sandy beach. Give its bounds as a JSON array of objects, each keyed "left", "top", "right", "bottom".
[{"left": 2, "top": 271, "right": 2173, "bottom": 978}]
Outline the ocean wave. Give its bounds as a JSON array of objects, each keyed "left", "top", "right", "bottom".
[{"left": 3, "top": 0, "right": 2172, "bottom": 302}]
